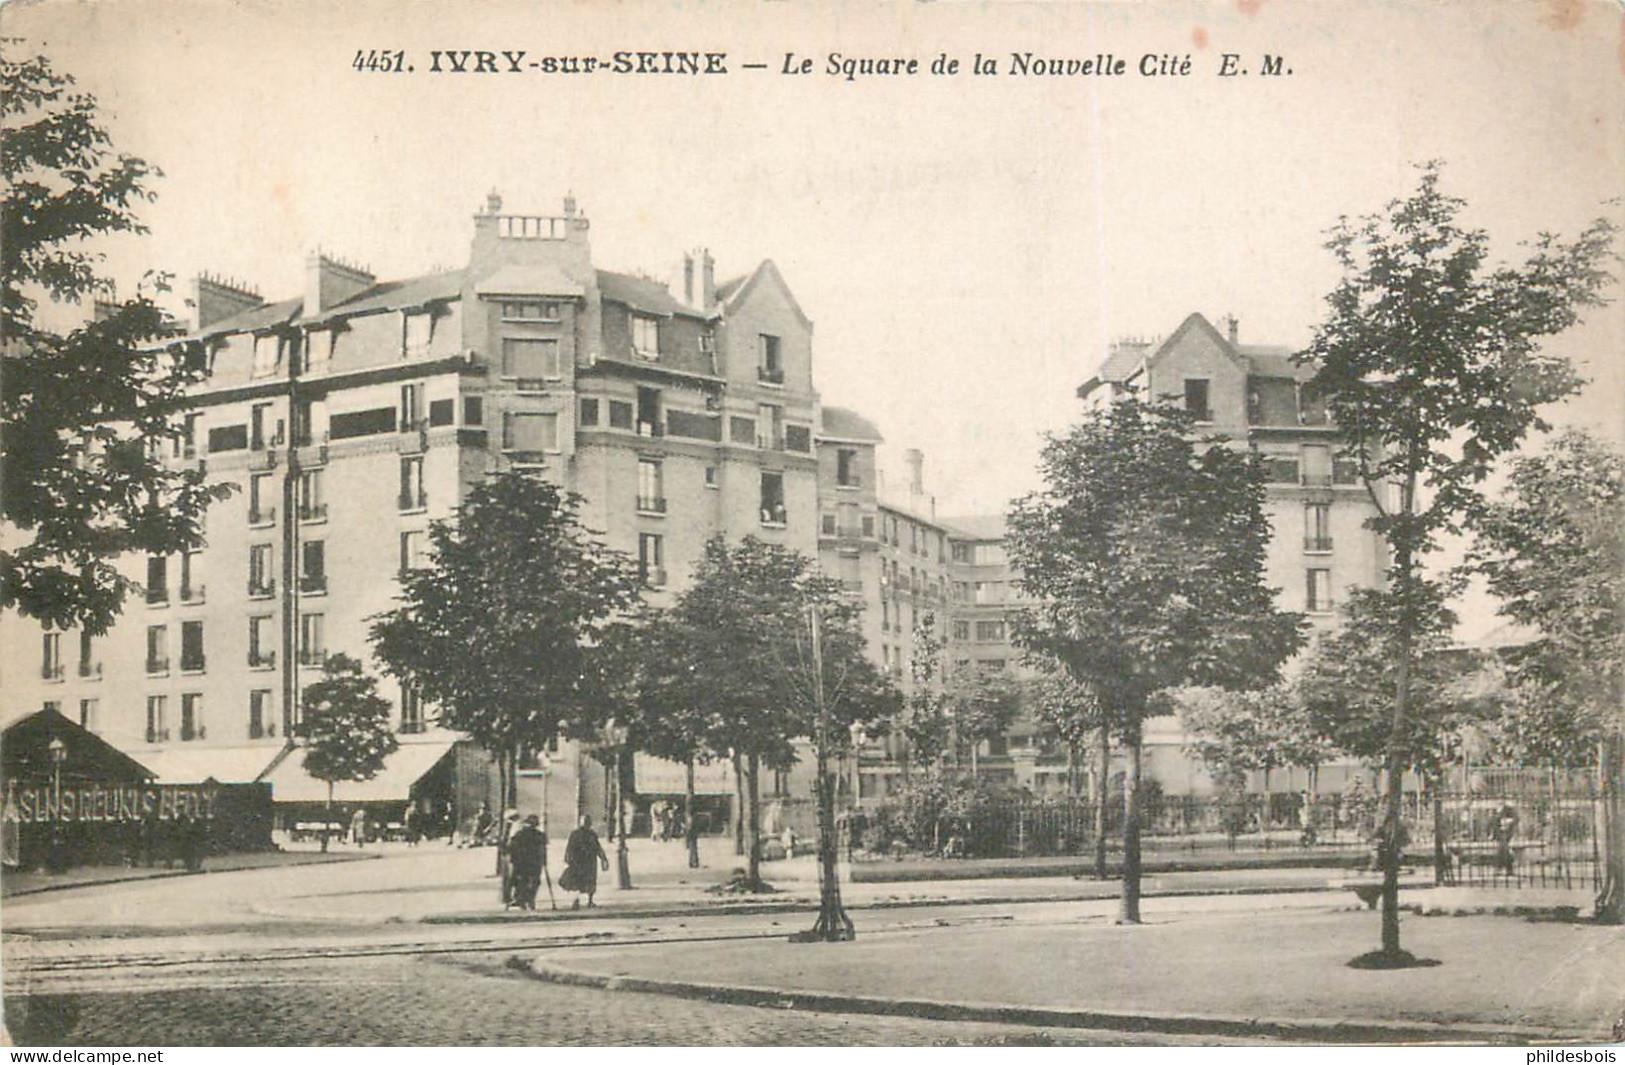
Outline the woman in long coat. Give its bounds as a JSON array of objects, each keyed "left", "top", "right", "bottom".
[{"left": 560, "top": 814, "right": 609, "bottom": 908}]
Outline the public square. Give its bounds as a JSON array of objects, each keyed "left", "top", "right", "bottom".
[{"left": 4, "top": 837, "right": 1621, "bottom": 1046}]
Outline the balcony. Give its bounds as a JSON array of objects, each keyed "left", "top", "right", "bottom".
[
  {"left": 1304, "top": 536, "right": 1334, "bottom": 553},
  {"left": 40, "top": 663, "right": 64, "bottom": 682},
  {"left": 249, "top": 505, "right": 277, "bottom": 526},
  {"left": 398, "top": 489, "right": 428, "bottom": 512},
  {"left": 299, "top": 648, "right": 326, "bottom": 667},
  {"left": 146, "top": 656, "right": 170, "bottom": 676},
  {"left": 77, "top": 661, "right": 103, "bottom": 680},
  {"left": 641, "top": 567, "right": 669, "bottom": 589},
  {"left": 299, "top": 503, "right": 328, "bottom": 523},
  {"left": 636, "top": 495, "right": 667, "bottom": 515},
  {"left": 248, "top": 579, "right": 276, "bottom": 599},
  {"left": 179, "top": 723, "right": 206, "bottom": 742},
  {"left": 146, "top": 586, "right": 168, "bottom": 606},
  {"left": 400, "top": 718, "right": 426, "bottom": 735},
  {"left": 145, "top": 727, "right": 170, "bottom": 744},
  {"left": 249, "top": 447, "right": 278, "bottom": 471},
  {"left": 399, "top": 422, "right": 429, "bottom": 454},
  {"left": 759, "top": 504, "right": 787, "bottom": 528},
  {"left": 299, "top": 574, "right": 328, "bottom": 595},
  {"left": 180, "top": 654, "right": 206, "bottom": 673},
  {"left": 635, "top": 420, "right": 664, "bottom": 439},
  {"left": 180, "top": 583, "right": 206, "bottom": 604},
  {"left": 248, "top": 650, "right": 278, "bottom": 669},
  {"left": 757, "top": 365, "right": 785, "bottom": 386},
  {"left": 1301, "top": 473, "right": 1333, "bottom": 488}
]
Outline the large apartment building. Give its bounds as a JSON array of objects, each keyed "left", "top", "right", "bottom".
[{"left": 3, "top": 193, "right": 827, "bottom": 828}]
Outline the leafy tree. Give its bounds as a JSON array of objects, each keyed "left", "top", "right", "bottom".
[
  {"left": 669, "top": 536, "right": 894, "bottom": 892},
  {"left": 298, "top": 653, "right": 399, "bottom": 853},
  {"left": 1007, "top": 397, "right": 1306, "bottom": 922},
  {"left": 370, "top": 473, "right": 642, "bottom": 818},
  {"left": 1026, "top": 662, "right": 1112, "bottom": 875},
  {"left": 951, "top": 668, "right": 1024, "bottom": 775},
  {"left": 1468, "top": 429, "right": 1625, "bottom": 920},
  {"left": 1297, "top": 163, "right": 1617, "bottom": 961},
  {"left": 899, "top": 612, "right": 953, "bottom": 774},
  {"left": 2, "top": 53, "right": 227, "bottom": 634}
]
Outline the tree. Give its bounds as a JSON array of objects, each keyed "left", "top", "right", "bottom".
[
  {"left": 370, "top": 473, "right": 642, "bottom": 822},
  {"left": 951, "top": 668, "right": 1024, "bottom": 776},
  {"left": 624, "top": 610, "right": 716, "bottom": 870},
  {"left": 1027, "top": 662, "right": 1112, "bottom": 875},
  {"left": 669, "top": 535, "right": 894, "bottom": 894},
  {"left": 898, "top": 612, "right": 953, "bottom": 775},
  {"left": 1298, "top": 162, "right": 1617, "bottom": 962},
  {"left": 298, "top": 653, "right": 399, "bottom": 853},
  {"left": 1468, "top": 429, "right": 1625, "bottom": 921},
  {"left": 1007, "top": 397, "right": 1306, "bottom": 923},
  {"left": 2, "top": 53, "right": 228, "bottom": 634}
]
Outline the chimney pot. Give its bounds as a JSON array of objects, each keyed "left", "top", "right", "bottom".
[
  {"left": 485, "top": 189, "right": 503, "bottom": 215},
  {"left": 1224, "top": 314, "right": 1239, "bottom": 345}
]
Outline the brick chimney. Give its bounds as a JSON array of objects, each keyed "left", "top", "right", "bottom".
[
  {"left": 193, "top": 273, "right": 263, "bottom": 330},
  {"left": 305, "top": 251, "right": 375, "bottom": 317},
  {"left": 700, "top": 249, "right": 716, "bottom": 308},
  {"left": 1223, "top": 314, "right": 1239, "bottom": 345},
  {"left": 904, "top": 448, "right": 925, "bottom": 495}
]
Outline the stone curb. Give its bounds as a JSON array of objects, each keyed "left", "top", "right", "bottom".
[
  {"left": 1, "top": 851, "right": 380, "bottom": 899},
  {"left": 510, "top": 954, "right": 1588, "bottom": 1045}
]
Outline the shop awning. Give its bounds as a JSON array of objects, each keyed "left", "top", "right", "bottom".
[
  {"left": 137, "top": 745, "right": 283, "bottom": 785},
  {"left": 633, "top": 753, "right": 733, "bottom": 797},
  {"left": 258, "top": 740, "right": 457, "bottom": 804}
]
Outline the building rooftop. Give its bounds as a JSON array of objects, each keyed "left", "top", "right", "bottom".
[
  {"left": 942, "top": 514, "right": 1008, "bottom": 541},
  {"left": 818, "top": 405, "right": 884, "bottom": 443},
  {"left": 597, "top": 269, "right": 707, "bottom": 319}
]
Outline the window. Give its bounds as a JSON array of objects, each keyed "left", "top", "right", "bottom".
[
  {"left": 250, "top": 402, "right": 281, "bottom": 450},
  {"left": 175, "top": 413, "right": 200, "bottom": 459},
  {"left": 1333, "top": 454, "right": 1362, "bottom": 485},
  {"left": 401, "top": 685, "right": 425, "bottom": 734},
  {"left": 1302, "top": 445, "right": 1332, "bottom": 487},
  {"left": 463, "top": 396, "right": 484, "bottom": 426},
  {"left": 758, "top": 334, "right": 783, "bottom": 384},
  {"left": 704, "top": 466, "right": 718, "bottom": 489},
  {"left": 403, "top": 312, "right": 432, "bottom": 358},
  {"left": 1307, "top": 568, "right": 1334, "bottom": 613},
  {"left": 300, "top": 613, "right": 325, "bottom": 665},
  {"left": 78, "top": 630, "right": 99, "bottom": 678},
  {"left": 252, "top": 334, "right": 280, "bottom": 376},
  {"left": 881, "top": 599, "right": 890, "bottom": 632},
  {"left": 180, "top": 620, "right": 205, "bottom": 672},
  {"left": 759, "top": 471, "right": 786, "bottom": 526},
  {"left": 834, "top": 448, "right": 860, "bottom": 487},
  {"left": 146, "top": 624, "right": 169, "bottom": 674},
  {"left": 579, "top": 398, "right": 599, "bottom": 427},
  {"left": 249, "top": 615, "right": 276, "bottom": 668},
  {"left": 636, "top": 387, "right": 662, "bottom": 437},
  {"left": 400, "top": 530, "right": 427, "bottom": 573},
  {"left": 1184, "top": 378, "right": 1211, "bottom": 421},
  {"left": 757, "top": 403, "right": 783, "bottom": 449},
  {"left": 503, "top": 412, "right": 559, "bottom": 453},
  {"left": 249, "top": 690, "right": 272, "bottom": 739},
  {"left": 308, "top": 329, "right": 334, "bottom": 371},
  {"left": 861, "top": 514, "right": 875, "bottom": 538},
  {"left": 299, "top": 469, "right": 326, "bottom": 521},
  {"left": 400, "top": 456, "right": 426, "bottom": 511},
  {"left": 40, "top": 630, "right": 63, "bottom": 681},
  {"left": 1263, "top": 454, "right": 1301, "bottom": 485},
  {"left": 699, "top": 329, "right": 717, "bottom": 372},
  {"left": 180, "top": 693, "right": 204, "bottom": 742},
  {"left": 636, "top": 459, "right": 665, "bottom": 513},
  {"left": 502, "top": 338, "right": 562, "bottom": 385},
  {"left": 729, "top": 416, "right": 755, "bottom": 444},
  {"left": 400, "top": 383, "right": 423, "bottom": 429},
  {"left": 502, "top": 300, "right": 560, "bottom": 321},
  {"left": 179, "top": 549, "right": 204, "bottom": 602},
  {"left": 609, "top": 401, "right": 635, "bottom": 430},
  {"left": 952, "top": 542, "right": 973, "bottom": 563},
  {"left": 822, "top": 513, "right": 837, "bottom": 536},
  {"left": 300, "top": 540, "right": 327, "bottom": 594},
  {"left": 79, "top": 698, "right": 99, "bottom": 732},
  {"left": 146, "top": 695, "right": 168, "bottom": 743},
  {"left": 638, "top": 532, "right": 665, "bottom": 587},
  {"left": 952, "top": 620, "right": 970, "bottom": 641},
  {"left": 976, "top": 619, "right": 1006, "bottom": 642},
  {"left": 631, "top": 315, "right": 660, "bottom": 359},
  {"left": 1305, "top": 503, "right": 1333, "bottom": 552},
  {"left": 146, "top": 555, "right": 169, "bottom": 604},
  {"left": 249, "top": 473, "right": 276, "bottom": 524},
  {"left": 249, "top": 543, "right": 275, "bottom": 597}
]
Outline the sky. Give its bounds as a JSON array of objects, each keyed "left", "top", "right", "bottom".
[{"left": 6, "top": 0, "right": 1623, "bottom": 524}]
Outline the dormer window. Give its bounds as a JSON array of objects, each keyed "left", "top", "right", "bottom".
[
  {"left": 631, "top": 315, "right": 660, "bottom": 360},
  {"left": 403, "top": 312, "right": 432, "bottom": 359}
]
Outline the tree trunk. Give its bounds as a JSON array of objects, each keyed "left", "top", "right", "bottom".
[
  {"left": 1377, "top": 549, "right": 1415, "bottom": 960},
  {"left": 746, "top": 752, "right": 763, "bottom": 890},
  {"left": 1597, "top": 728, "right": 1624, "bottom": 923},
  {"left": 1094, "top": 725, "right": 1111, "bottom": 879},
  {"left": 495, "top": 748, "right": 510, "bottom": 886},
  {"left": 1262, "top": 765, "right": 1272, "bottom": 851},
  {"left": 322, "top": 780, "right": 333, "bottom": 853},
  {"left": 685, "top": 755, "right": 700, "bottom": 869},
  {"left": 731, "top": 751, "right": 745, "bottom": 857},
  {"left": 1118, "top": 717, "right": 1143, "bottom": 924}
]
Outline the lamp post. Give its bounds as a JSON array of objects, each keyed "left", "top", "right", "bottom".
[
  {"left": 606, "top": 721, "right": 632, "bottom": 890},
  {"left": 47, "top": 735, "right": 67, "bottom": 872}
]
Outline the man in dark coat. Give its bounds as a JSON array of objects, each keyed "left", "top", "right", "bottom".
[
  {"left": 560, "top": 814, "right": 609, "bottom": 908},
  {"left": 505, "top": 814, "right": 548, "bottom": 910}
]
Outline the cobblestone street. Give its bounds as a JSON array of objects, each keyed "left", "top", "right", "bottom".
[{"left": 3, "top": 952, "right": 1237, "bottom": 1047}]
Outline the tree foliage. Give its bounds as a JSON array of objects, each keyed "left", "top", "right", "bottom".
[
  {"left": 298, "top": 653, "right": 399, "bottom": 788},
  {"left": 899, "top": 611, "right": 952, "bottom": 769},
  {"left": 369, "top": 474, "right": 643, "bottom": 767},
  {"left": 1172, "top": 684, "right": 1331, "bottom": 786},
  {"left": 1, "top": 53, "right": 227, "bottom": 634}
]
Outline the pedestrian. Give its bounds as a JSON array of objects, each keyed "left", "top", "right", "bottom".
[
  {"left": 472, "top": 802, "right": 494, "bottom": 846},
  {"left": 497, "top": 809, "right": 520, "bottom": 905},
  {"left": 559, "top": 814, "right": 610, "bottom": 909},
  {"left": 649, "top": 799, "right": 666, "bottom": 842},
  {"left": 1493, "top": 804, "right": 1520, "bottom": 876},
  {"left": 505, "top": 814, "right": 548, "bottom": 911},
  {"left": 350, "top": 807, "right": 367, "bottom": 849},
  {"left": 403, "top": 802, "right": 419, "bottom": 845}
]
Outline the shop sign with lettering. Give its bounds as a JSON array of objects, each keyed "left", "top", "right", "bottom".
[{"left": 2, "top": 781, "right": 219, "bottom": 824}]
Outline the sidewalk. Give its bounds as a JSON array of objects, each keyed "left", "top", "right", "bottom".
[
  {"left": 513, "top": 905, "right": 1625, "bottom": 1044},
  {"left": 1, "top": 847, "right": 376, "bottom": 899}
]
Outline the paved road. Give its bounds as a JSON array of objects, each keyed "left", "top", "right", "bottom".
[{"left": 5, "top": 952, "right": 1267, "bottom": 1047}]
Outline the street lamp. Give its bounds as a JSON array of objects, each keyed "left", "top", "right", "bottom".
[
  {"left": 47, "top": 735, "right": 67, "bottom": 873},
  {"left": 605, "top": 721, "right": 632, "bottom": 890}
]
